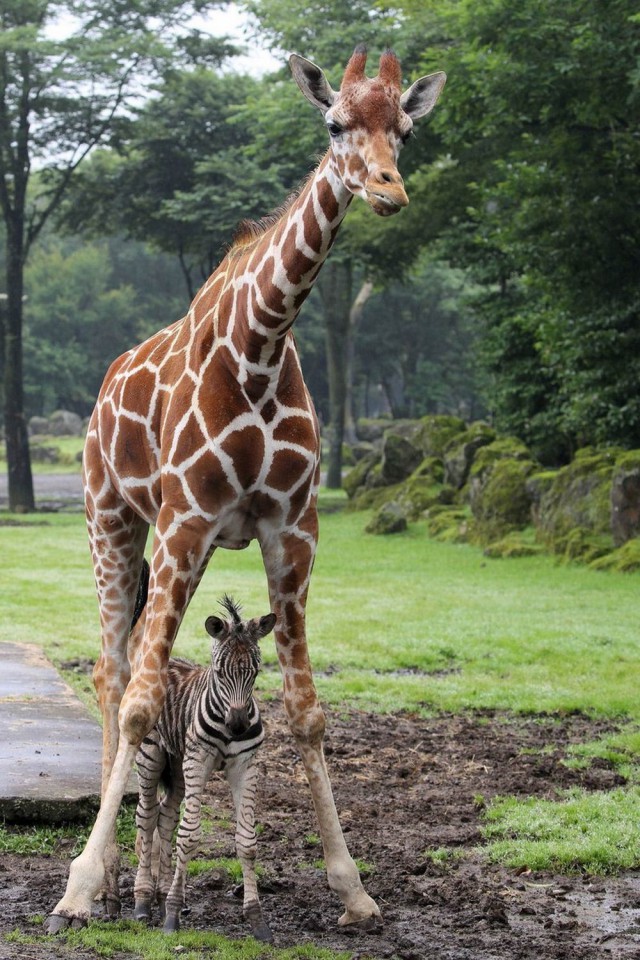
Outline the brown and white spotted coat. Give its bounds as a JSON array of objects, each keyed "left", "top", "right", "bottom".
[{"left": 47, "top": 46, "right": 445, "bottom": 933}]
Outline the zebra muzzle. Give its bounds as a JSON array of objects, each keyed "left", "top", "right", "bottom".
[{"left": 225, "top": 706, "right": 250, "bottom": 735}]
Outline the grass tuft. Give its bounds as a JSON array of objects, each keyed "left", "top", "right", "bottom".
[{"left": 480, "top": 786, "right": 640, "bottom": 874}]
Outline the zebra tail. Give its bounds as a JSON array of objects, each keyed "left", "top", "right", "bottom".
[{"left": 131, "top": 559, "right": 150, "bottom": 631}]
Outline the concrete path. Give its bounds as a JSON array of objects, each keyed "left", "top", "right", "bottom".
[{"left": 0, "top": 642, "right": 136, "bottom": 822}]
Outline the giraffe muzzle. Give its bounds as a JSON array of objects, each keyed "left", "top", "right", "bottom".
[{"left": 364, "top": 181, "right": 409, "bottom": 217}]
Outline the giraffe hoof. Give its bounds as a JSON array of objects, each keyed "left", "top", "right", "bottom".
[
  {"left": 104, "top": 895, "right": 121, "bottom": 918},
  {"left": 45, "top": 912, "right": 89, "bottom": 934},
  {"left": 338, "top": 910, "right": 383, "bottom": 933},
  {"left": 244, "top": 902, "right": 273, "bottom": 942}
]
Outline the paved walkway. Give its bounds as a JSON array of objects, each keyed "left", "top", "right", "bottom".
[{"left": 0, "top": 642, "right": 136, "bottom": 822}]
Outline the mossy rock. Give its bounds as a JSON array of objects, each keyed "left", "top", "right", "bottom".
[
  {"left": 409, "top": 456, "right": 445, "bottom": 485},
  {"left": 554, "top": 528, "right": 613, "bottom": 565},
  {"left": 469, "top": 437, "right": 533, "bottom": 480},
  {"left": 483, "top": 534, "right": 543, "bottom": 559},
  {"left": 342, "top": 453, "right": 379, "bottom": 499},
  {"left": 425, "top": 508, "right": 470, "bottom": 543},
  {"left": 589, "top": 538, "right": 640, "bottom": 573},
  {"left": 397, "top": 477, "right": 446, "bottom": 520},
  {"left": 413, "top": 414, "right": 466, "bottom": 458},
  {"left": 611, "top": 450, "right": 640, "bottom": 546},
  {"left": 348, "top": 482, "right": 404, "bottom": 512},
  {"left": 443, "top": 422, "right": 497, "bottom": 489},
  {"left": 380, "top": 432, "right": 423, "bottom": 485},
  {"left": 537, "top": 447, "right": 621, "bottom": 551},
  {"left": 365, "top": 501, "right": 408, "bottom": 535},
  {"left": 468, "top": 457, "right": 537, "bottom": 546},
  {"left": 355, "top": 417, "right": 393, "bottom": 442},
  {"left": 341, "top": 443, "right": 356, "bottom": 468}
]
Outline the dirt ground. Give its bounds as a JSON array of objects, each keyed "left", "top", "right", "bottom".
[{"left": 2, "top": 699, "right": 640, "bottom": 960}]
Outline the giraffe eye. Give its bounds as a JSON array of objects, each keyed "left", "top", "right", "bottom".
[
  {"left": 400, "top": 128, "right": 414, "bottom": 145},
  {"left": 326, "top": 120, "right": 343, "bottom": 138}
]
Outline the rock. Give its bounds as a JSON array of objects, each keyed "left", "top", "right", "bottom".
[
  {"left": 29, "top": 444, "right": 60, "bottom": 464},
  {"left": 536, "top": 447, "right": 620, "bottom": 552},
  {"left": 48, "top": 409, "right": 83, "bottom": 437},
  {"left": 356, "top": 417, "right": 395, "bottom": 443},
  {"left": 413, "top": 414, "right": 466, "bottom": 458},
  {"left": 365, "top": 501, "right": 408, "bottom": 535},
  {"left": 443, "top": 422, "right": 496, "bottom": 489},
  {"left": 590, "top": 538, "right": 640, "bottom": 573},
  {"left": 28, "top": 416, "right": 49, "bottom": 437},
  {"left": 610, "top": 452, "right": 640, "bottom": 546},
  {"left": 380, "top": 432, "right": 422, "bottom": 485},
  {"left": 343, "top": 453, "right": 379, "bottom": 499}
]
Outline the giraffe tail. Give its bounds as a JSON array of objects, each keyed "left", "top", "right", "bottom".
[{"left": 131, "top": 559, "right": 150, "bottom": 631}]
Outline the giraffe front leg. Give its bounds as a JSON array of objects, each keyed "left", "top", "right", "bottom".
[
  {"left": 227, "top": 757, "right": 273, "bottom": 943},
  {"left": 261, "top": 525, "right": 382, "bottom": 931}
]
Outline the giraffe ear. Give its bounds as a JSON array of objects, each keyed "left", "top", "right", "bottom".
[
  {"left": 257, "top": 613, "right": 277, "bottom": 640},
  {"left": 205, "top": 616, "right": 226, "bottom": 638},
  {"left": 289, "top": 54, "right": 336, "bottom": 114},
  {"left": 400, "top": 71, "right": 446, "bottom": 120}
]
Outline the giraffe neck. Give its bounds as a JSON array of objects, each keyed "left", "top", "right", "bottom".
[{"left": 211, "top": 152, "right": 352, "bottom": 379}]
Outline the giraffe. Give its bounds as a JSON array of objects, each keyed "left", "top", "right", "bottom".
[{"left": 46, "top": 45, "right": 446, "bottom": 934}]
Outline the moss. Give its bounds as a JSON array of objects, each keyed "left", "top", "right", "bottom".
[
  {"left": 341, "top": 443, "right": 356, "bottom": 467},
  {"left": 365, "top": 501, "right": 408, "bottom": 535},
  {"left": 348, "top": 482, "right": 404, "bottom": 512},
  {"left": 398, "top": 477, "right": 445, "bottom": 519},
  {"left": 443, "top": 422, "right": 497, "bottom": 489},
  {"left": 614, "top": 450, "right": 640, "bottom": 472},
  {"left": 426, "top": 508, "right": 470, "bottom": 543},
  {"left": 414, "top": 414, "right": 466, "bottom": 458},
  {"left": 342, "top": 453, "right": 378, "bottom": 499},
  {"left": 409, "top": 456, "right": 445, "bottom": 485},
  {"left": 380, "top": 432, "right": 422, "bottom": 485},
  {"left": 468, "top": 456, "right": 537, "bottom": 545},
  {"left": 469, "top": 437, "right": 533, "bottom": 479},
  {"left": 589, "top": 538, "right": 640, "bottom": 573},
  {"left": 537, "top": 449, "right": 619, "bottom": 550},
  {"left": 483, "top": 534, "right": 543, "bottom": 559},
  {"left": 554, "top": 528, "right": 613, "bottom": 565}
]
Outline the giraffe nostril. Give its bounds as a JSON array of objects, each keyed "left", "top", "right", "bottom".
[{"left": 380, "top": 171, "right": 394, "bottom": 183}]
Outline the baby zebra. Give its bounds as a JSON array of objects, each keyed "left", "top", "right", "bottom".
[{"left": 133, "top": 593, "right": 276, "bottom": 940}]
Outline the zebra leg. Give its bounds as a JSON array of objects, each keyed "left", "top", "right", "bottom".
[
  {"left": 227, "top": 756, "right": 273, "bottom": 943},
  {"left": 133, "top": 735, "right": 164, "bottom": 921},
  {"left": 163, "top": 752, "right": 212, "bottom": 934},
  {"left": 156, "top": 759, "right": 185, "bottom": 921}
]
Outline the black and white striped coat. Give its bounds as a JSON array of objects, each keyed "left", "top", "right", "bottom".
[{"left": 133, "top": 597, "right": 275, "bottom": 941}]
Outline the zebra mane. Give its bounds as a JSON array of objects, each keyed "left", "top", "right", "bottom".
[{"left": 219, "top": 594, "right": 243, "bottom": 626}]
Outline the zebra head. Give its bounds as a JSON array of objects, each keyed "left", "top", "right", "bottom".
[{"left": 205, "top": 596, "right": 276, "bottom": 736}]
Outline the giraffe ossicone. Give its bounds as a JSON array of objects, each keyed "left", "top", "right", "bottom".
[{"left": 46, "top": 45, "right": 445, "bottom": 935}]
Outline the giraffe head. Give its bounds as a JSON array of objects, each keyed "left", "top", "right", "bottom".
[
  {"left": 205, "top": 597, "right": 276, "bottom": 736},
  {"left": 289, "top": 45, "right": 446, "bottom": 217}
]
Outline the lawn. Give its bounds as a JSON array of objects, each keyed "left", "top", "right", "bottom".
[{"left": 1, "top": 500, "right": 640, "bottom": 959}]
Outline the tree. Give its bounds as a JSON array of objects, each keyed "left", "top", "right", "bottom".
[
  {"left": 408, "top": 0, "right": 640, "bottom": 459},
  {"left": 0, "top": 0, "right": 225, "bottom": 511}
]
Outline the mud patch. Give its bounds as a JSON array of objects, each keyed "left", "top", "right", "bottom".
[{"left": 1, "top": 702, "right": 639, "bottom": 959}]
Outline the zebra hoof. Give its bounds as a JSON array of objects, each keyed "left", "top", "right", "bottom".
[
  {"left": 133, "top": 900, "right": 152, "bottom": 922},
  {"left": 163, "top": 911, "right": 180, "bottom": 934},
  {"left": 244, "top": 903, "right": 273, "bottom": 943},
  {"left": 157, "top": 895, "right": 166, "bottom": 921}
]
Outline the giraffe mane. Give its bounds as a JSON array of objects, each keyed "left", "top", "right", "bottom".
[{"left": 228, "top": 165, "right": 320, "bottom": 254}]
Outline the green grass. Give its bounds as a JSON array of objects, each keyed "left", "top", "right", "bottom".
[
  {"left": 0, "top": 804, "right": 138, "bottom": 859},
  {"left": 480, "top": 787, "right": 640, "bottom": 874},
  {"left": 1, "top": 507, "right": 639, "bottom": 720},
  {"left": 6, "top": 924, "right": 352, "bottom": 960},
  {"left": 0, "top": 435, "right": 86, "bottom": 474}
]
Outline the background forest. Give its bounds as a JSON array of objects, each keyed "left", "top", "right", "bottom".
[{"left": 1, "top": 0, "right": 639, "bottom": 507}]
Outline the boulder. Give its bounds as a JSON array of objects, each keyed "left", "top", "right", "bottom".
[
  {"left": 470, "top": 458, "right": 537, "bottom": 544},
  {"left": 610, "top": 452, "right": 640, "bottom": 546},
  {"left": 380, "top": 432, "right": 422, "bottom": 486},
  {"left": 468, "top": 437, "right": 534, "bottom": 516},
  {"left": 343, "top": 452, "right": 379, "bottom": 499},
  {"left": 28, "top": 416, "right": 49, "bottom": 437},
  {"left": 413, "top": 414, "right": 466, "bottom": 458},
  {"left": 365, "top": 501, "right": 408, "bottom": 535},
  {"left": 536, "top": 447, "right": 620, "bottom": 552},
  {"left": 443, "top": 422, "right": 496, "bottom": 489},
  {"left": 48, "top": 410, "right": 83, "bottom": 437}
]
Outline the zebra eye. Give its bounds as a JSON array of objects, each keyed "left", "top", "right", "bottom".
[{"left": 326, "top": 120, "right": 343, "bottom": 138}]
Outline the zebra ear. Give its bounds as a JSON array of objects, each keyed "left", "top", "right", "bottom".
[
  {"left": 257, "top": 613, "right": 277, "bottom": 639},
  {"left": 205, "top": 615, "right": 226, "bottom": 638}
]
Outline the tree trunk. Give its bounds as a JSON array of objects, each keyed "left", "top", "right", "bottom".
[
  {"left": 319, "top": 259, "right": 352, "bottom": 489},
  {"left": 344, "top": 278, "right": 373, "bottom": 445},
  {"left": 3, "top": 231, "right": 34, "bottom": 513}
]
